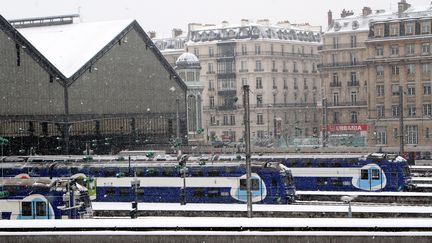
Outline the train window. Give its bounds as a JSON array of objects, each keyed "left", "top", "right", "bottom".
[
  {"left": 145, "top": 168, "right": 158, "bottom": 177},
  {"left": 361, "top": 169, "right": 369, "bottom": 180},
  {"left": 105, "top": 187, "right": 116, "bottom": 196},
  {"left": 343, "top": 181, "right": 351, "bottom": 186},
  {"left": 317, "top": 178, "right": 327, "bottom": 186},
  {"left": 162, "top": 168, "right": 174, "bottom": 176},
  {"left": 104, "top": 169, "right": 116, "bottom": 177},
  {"left": 136, "top": 188, "right": 145, "bottom": 196},
  {"left": 317, "top": 160, "right": 326, "bottom": 167},
  {"left": 191, "top": 168, "right": 204, "bottom": 177},
  {"left": 119, "top": 188, "right": 130, "bottom": 196},
  {"left": 70, "top": 167, "right": 79, "bottom": 175},
  {"left": 89, "top": 167, "right": 100, "bottom": 176},
  {"left": 208, "top": 188, "right": 220, "bottom": 197},
  {"left": 372, "top": 169, "right": 380, "bottom": 180},
  {"left": 331, "top": 178, "right": 342, "bottom": 186},
  {"left": 331, "top": 160, "right": 341, "bottom": 167},
  {"left": 240, "top": 179, "right": 247, "bottom": 190},
  {"left": 346, "top": 158, "right": 357, "bottom": 165},
  {"left": 193, "top": 188, "right": 205, "bottom": 197},
  {"left": 208, "top": 168, "right": 220, "bottom": 177},
  {"left": 119, "top": 168, "right": 130, "bottom": 177},
  {"left": 136, "top": 168, "right": 145, "bottom": 177},
  {"left": 272, "top": 177, "right": 277, "bottom": 187},
  {"left": 251, "top": 179, "right": 259, "bottom": 191},
  {"left": 21, "top": 202, "right": 32, "bottom": 216},
  {"left": 36, "top": 201, "right": 46, "bottom": 216},
  {"left": 303, "top": 159, "right": 312, "bottom": 167},
  {"left": 240, "top": 179, "right": 260, "bottom": 191}
]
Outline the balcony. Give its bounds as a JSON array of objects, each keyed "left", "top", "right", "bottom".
[
  {"left": 239, "top": 69, "right": 248, "bottom": 73},
  {"left": 283, "top": 69, "right": 289, "bottom": 73},
  {"left": 272, "top": 69, "right": 278, "bottom": 72},
  {"left": 348, "top": 81, "right": 360, "bottom": 86},
  {"left": 206, "top": 71, "right": 216, "bottom": 74},
  {"left": 294, "top": 85, "right": 298, "bottom": 90},
  {"left": 293, "top": 69, "right": 299, "bottom": 73},
  {"left": 218, "top": 89, "right": 236, "bottom": 96},
  {"left": 304, "top": 86, "right": 309, "bottom": 90},
  {"left": 330, "top": 82, "right": 341, "bottom": 87},
  {"left": 318, "top": 61, "right": 366, "bottom": 69},
  {"left": 254, "top": 69, "right": 264, "bottom": 72},
  {"left": 327, "top": 101, "right": 367, "bottom": 107},
  {"left": 303, "top": 70, "right": 309, "bottom": 74}
]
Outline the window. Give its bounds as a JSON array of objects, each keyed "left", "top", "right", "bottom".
[
  {"left": 208, "top": 63, "right": 214, "bottom": 73},
  {"left": 333, "top": 112, "right": 339, "bottom": 124},
  {"left": 193, "top": 188, "right": 205, "bottom": 197},
  {"left": 422, "top": 43, "right": 430, "bottom": 54},
  {"left": 241, "top": 78, "right": 248, "bottom": 86},
  {"left": 34, "top": 201, "right": 46, "bottom": 216},
  {"left": 406, "top": 125, "right": 418, "bottom": 144},
  {"left": 375, "top": 25, "right": 384, "bottom": 37},
  {"left": 293, "top": 62, "right": 298, "bottom": 72},
  {"left": 255, "top": 44, "right": 261, "bottom": 54},
  {"left": 208, "top": 80, "right": 214, "bottom": 91},
  {"left": 424, "top": 83, "right": 431, "bottom": 95},
  {"left": 422, "top": 63, "right": 430, "bottom": 74},
  {"left": 406, "top": 44, "right": 415, "bottom": 55},
  {"left": 210, "top": 115, "right": 216, "bottom": 125},
  {"left": 408, "top": 104, "right": 416, "bottom": 117},
  {"left": 391, "top": 65, "right": 400, "bottom": 75},
  {"left": 407, "top": 64, "right": 415, "bottom": 75},
  {"left": 240, "top": 61, "right": 247, "bottom": 72},
  {"left": 333, "top": 93, "right": 339, "bottom": 106},
  {"left": 193, "top": 48, "right": 199, "bottom": 57},
  {"left": 223, "top": 114, "right": 229, "bottom": 125},
  {"left": 422, "top": 21, "right": 431, "bottom": 34},
  {"left": 390, "top": 24, "right": 399, "bottom": 36},
  {"left": 283, "top": 79, "right": 288, "bottom": 89},
  {"left": 376, "top": 85, "right": 384, "bottom": 97},
  {"left": 376, "top": 66, "right": 384, "bottom": 76},
  {"left": 361, "top": 169, "right": 368, "bottom": 180},
  {"left": 209, "top": 96, "right": 215, "bottom": 108},
  {"left": 270, "top": 44, "right": 274, "bottom": 55},
  {"left": 350, "top": 52, "right": 357, "bottom": 65},
  {"left": 294, "top": 78, "right": 298, "bottom": 89},
  {"left": 390, "top": 45, "right": 399, "bottom": 56},
  {"left": 426, "top": 128, "right": 431, "bottom": 139},
  {"left": 376, "top": 46, "right": 384, "bottom": 56},
  {"left": 230, "top": 114, "right": 236, "bottom": 125},
  {"left": 392, "top": 105, "right": 400, "bottom": 117},
  {"left": 272, "top": 60, "right": 276, "bottom": 71},
  {"left": 406, "top": 22, "right": 414, "bottom": 35},
  {"left": 332, "top": 36, "right": 339, "bottom": 49},
  {"left": 255, "top": 60, "right": 262, "bottom": 71},
  {"left": 407, "top": 84, "right": 415, "bottom": 95},
  {"left": 209, "top": 47, "right": 214, "bottom": 57},
  {"left": 372, "top": 169, "right": 380, "bottom": 180},
  {"left": 22, "top": 202, "right": 32, "bottom": 216},
  {"left": 240, "top": 179, "right": 259, "bottom": 191},
  {"left": 376, "top": 130, "right": 387, "bottom": 145},
  {"left": 332, "top": 72, "right": 339, "bottom": 83},
  {"left": 351, "top": 111, "right": 358, "bottom": 123},
  {"left": 241, "top": 44, "right": 247, "bottom": 55},
  {"left": 377, "top": 105, "right": 385, "bottom": 118},
  {"left": 256, "top": 77, "right": 262, "bottom": 89},
  {"left": 392, "top": 84, "right": 400, "bottom": 95},
  {"left": 350, "top": 35, "right": 357, "bottom": 48},
  {"left": 351, "top": 91, "right": 357, "bottom": 105},
  {"left": 423, "top": 104, "right": 432, "bottom": 116},
  {"left": 331, "top": 53, "right": 338, "bottom": 66},
  {"left": 257, "top": 113, "right": 264, "bottom": 124}
]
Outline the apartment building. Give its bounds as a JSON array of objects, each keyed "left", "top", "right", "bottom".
[
  {"left": 366, "top": 0, "right": 432, "bottom": 149},
  {"left": 185, "top": 20, "right": 321, "bottom": 145},
  {"left": 319, "top": 7, "right": 392, "bottom": 147}
]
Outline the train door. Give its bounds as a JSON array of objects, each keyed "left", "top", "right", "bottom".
[
  {"left": 20, "top": 199, "right": 49, "bottom": 219},
  {"left": 359, "top": 167, "right": 383, "bottom": 191}
]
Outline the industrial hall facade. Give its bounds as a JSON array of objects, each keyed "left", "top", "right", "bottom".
[{"left": 0, "top": 14, "right": 189, "bottom": 155}]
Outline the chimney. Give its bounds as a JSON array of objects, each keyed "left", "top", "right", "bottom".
[
  {"left": 328, "top": 10, "right": 333, "bottom": 26},
  {"left": 221, "top": 20, "right": 229, "bottom": 28},
  {"left": 241, "top": 19, "right": 250, "bottom": 26},
  {"left": 148, "top": 31, "right": 156, "bottom": 39},
  {"left": 172, "top": 28, "right": 183, "bottom": 38},
  {"left": 257, "top": 19, "right": 270, "bottom": 26},
  {"left": 398, "top": 0, "right": 411, "bottom": 14},
  {"left": 362, "top": 6, "right": 372, "bottom": 16},
  {"left": 277, "top": 20, "right": 291, "bottom": 28}
]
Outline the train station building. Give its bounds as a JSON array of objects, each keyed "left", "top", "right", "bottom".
[{"left": 0, "top": 14, "right": 189, "bottom": 155}]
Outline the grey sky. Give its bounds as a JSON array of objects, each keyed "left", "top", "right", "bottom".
[{"left": 1, "top": 0, "right": 429, "bottom": 36}]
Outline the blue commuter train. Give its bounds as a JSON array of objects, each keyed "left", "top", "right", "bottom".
[
  {"left": 211, "top": 153, "right": 413, "bottom": 192},
  {"left": 0, "top": 178, "right": 92, "bottom": 219},
  {"left": 0, "top": 157, "right": 296, "bottom": 204}
]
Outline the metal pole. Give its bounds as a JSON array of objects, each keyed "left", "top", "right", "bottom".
[
  {"left": 63, "top": 84, "right": 70, "bottom": 155},
  {"left": 322, "top": 98, "right": 328, "bottom": 147},
  {"left": 243, "top": 85, "right": 252, "bottom": 218},
  {"left": 176, "top": 98, "right": 180, "bottom": 141},
  {"left": 399, "top": 86, "right": 404, "bottom": 156}
]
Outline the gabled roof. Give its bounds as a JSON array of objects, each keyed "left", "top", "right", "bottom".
[
  {"left": 18, "top": 19, "right": 134, "bottom": 79},
  {"left": 0, "top": 15, "right": 187, "bottom": 91}
]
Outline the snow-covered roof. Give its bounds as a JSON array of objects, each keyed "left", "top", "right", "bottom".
[
  {"left": 18, "top": 19, "right": 134, "bottom": 78},
  {"left": 176, "top": 52, "right": 199, "bottom": 64},
  {"left": 326, "top": 11, "right": 392, "bottom": 34},
  {"left": 188, "top": 22, "right": 321, "bottom": 43}
]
